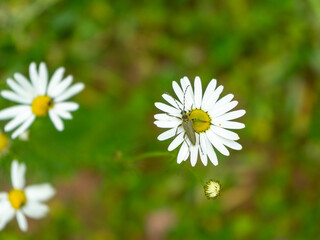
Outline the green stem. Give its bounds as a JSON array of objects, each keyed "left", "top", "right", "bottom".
[
  {"left": 183, "top": 163, "right": 205, "bottom": 185},
  {"left": 130, "top": 151, "right": 174, "bottom": 161}
]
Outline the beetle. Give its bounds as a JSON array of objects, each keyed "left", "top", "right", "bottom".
[{"left": 180, "top": 109, "right": 196, "bottom": 146}]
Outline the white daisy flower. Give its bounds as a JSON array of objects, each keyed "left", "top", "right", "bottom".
[
  {"left": 154, "top": 76, "right": 246, "bottom": 166},
  {"left": 0, "top": 62, "right": 85, "bottom": 138},
  {"left": 0, "top": 160, "right": 55, "bottom": 232}
]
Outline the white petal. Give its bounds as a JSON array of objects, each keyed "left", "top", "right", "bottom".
[
  {"left": 47, "top": 67, "right": 66, "bottom": 96},
  {"left": 199, "top": 134, "right": 207, "bottom": 154},
  {"left": 199, "top": 148, "right": 208, "bottom": 166},
  {"left": 0, "top": 201, "right": 15, "bottom": 231},
  {"left": 157, "top": 127, "right": 183, "bottom": 141},
  {"left": 168, "top": 132, "right": 184, "bottom": 151},
  {"left": 23, "top": 202, "right": 49, "bottom": 219},
  {"left": 205, "top": 135, "right": 218, "bottom": 165},
  {"left": 201, "top": 79, "right": 217, "bottom": 107},
  {"left": 29, "top": 62, "right": 41, "bottom": 94},
  {"left": 4, "top": 109, "right": 32, "bottom": 132},
  {"left": 54, "top": 102, "right": 79, "bottom": 112},
  {"left": 162, "top": 93, "right": 183, "bottom": 110},
  {"left": 194, "top": 76, "right": 202, "bottom": 109},
  {"left": 154, "top": 120, "right": 180, "bottom": 129},
  {"left": 0, "top": 105, "right": 30, "bottom": 120},
  {"left": 14, "top": 73, "right": 35, "bottom": 95},
  {"left": 155, "top": 102, "right": 180, "bottom": 117},
  {"left": 16, "top": 210, "right": 28, "bottom": 232},
  {"left": 11, "top": 115, "right": 35, "bottom": 139},
  {"left": 54, "top": 83, "right": 85, "bottom": 102},
  {"left": 211, "top": 126, "right": 239, "bottom": 140},
  {"left": 49, "top": 110, "right": 64, "bottom": 131},
  {"left": 183, "top": 149, "right": 190, "bottom": 161},
  {"left": 1, "top": 90, "right": 31, "bottom": 104},
  {"left": 177, "top": 142, "right": 189, "bottom": 164},
  {"left": 211, "top": 93, "right": 234, "bottom": 111},
  {"left": 213, "top": 121, "right": 245, "bottom": 129},
  {"left": 11, "top": 160, "right": 26, "bottom": 189},
  {"left": 7, "top": 78, "right": 32, "bottom": 100},
  {"left": 38, "top": 62, "right": 49, "bottom": 95},
  {"left": 190, "top": 143, "right": 198, "bottom": 167},
  {"left": 180, "top": 77, "right": 194, "bottom": 110},
  {"left": 19, "top": 163, "right": 26, "bottom": 190},
  {"left": 49, "top": 75, "right": 73, "bottom": 98},
  {"left": 199, "top": 134, "right": 208, "bottom": 166},
  {"left": 172, "top": 81, "right": 184, "bottom": 104},
  {"left": 54, "top": 108, "right": 73, "bottom": 120},
  {"left": 154, "top": 113, "right": 180, "bottom": 121},
  {"left": 0, "top": 192, "right": 8, "bottom": 200},
  {"left": 210, "top": 101, "right": 238, "bottom": 118},
  {"left": 0, "top": 200, "right": 13, "bottom": 213},
  {"left": 215, "top": 110, "right": 246, "bottom": 121},
  {"left": 219, "top": 137, "right": 242, "bottom": 150},
  {"left": 202, "top": 85, "right": 224, "bottom": 111},
  {"left": 25, "top": 183, "right": 55, "bottom": 202},
  {"left": 206, "top": 129, "right": 230, "bottom": 156}
]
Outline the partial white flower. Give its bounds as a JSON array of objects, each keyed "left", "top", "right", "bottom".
[
  {"left": 0, "top": 129, "right": 10, "bottom": 156},
  {"left": 154, "top": 76, "right": 245, "bottom": 166},
  {"left": 0, "top": 62, "right": 85, "bottom": 138},
  {"left": 0, "top": 160, "right": 55, "bottom": 232}
]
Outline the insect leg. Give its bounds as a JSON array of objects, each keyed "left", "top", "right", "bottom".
[
  {"left": 190, "top": 118, "right": 212, "bottom": 124},
  {"left": 165, "top": 113, "right": 181, "bottom": 120},
  {"left": 173, "top": 124, "right": 182, "bottom": 137},
  {"left": 199, "top": 138, "right": 204, "bottom": 155}
]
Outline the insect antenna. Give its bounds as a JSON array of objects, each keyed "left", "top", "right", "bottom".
[
  {"left": 182, "top": 85, "right": 190, "bottom": 111},
  {"left": 164, "top": 92, "right": 183, "bottom": 112}
]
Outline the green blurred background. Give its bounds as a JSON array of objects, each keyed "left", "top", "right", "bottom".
[{"left": 0, "top": 0, "right": 320, "bottom": 239}]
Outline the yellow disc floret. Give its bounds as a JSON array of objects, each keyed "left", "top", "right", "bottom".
[
  {"left": 31, "top": 96, "right": 54, "bottom": 116},
  {"left": 188, "top": 109, "right": 211, "bottom": 133},
  {"left": 8, "top": 189, "right": 27, "bottom": 209},
  {"left": 0, "top": 133, "right": 9, "bottom": 152}
]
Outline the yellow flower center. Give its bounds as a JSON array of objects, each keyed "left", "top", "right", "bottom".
[
  {"left": 0, "top": 133, "right": 9, "bottom": 152},
  {"left": 188, "top": 109, "right": 211, "bottom": 133},
  {"left": 31, "top": 96, "right": 54, "bottom": 116},
  {"left": 8, "top": 189, "right": 27, "bottom": 209}
]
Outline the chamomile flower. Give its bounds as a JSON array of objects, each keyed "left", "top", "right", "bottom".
[
  {"left": 204, "top": 179, "right": 221, "bottom": 199},
  {"left": 0, "top": 160, "right": 55, "bottom": 232},
  {"left": 0, "top": 62, "right": 85, "bottom": 138},
  {"left": 154, "top": 76, "right": 245, "bottom": 166}
]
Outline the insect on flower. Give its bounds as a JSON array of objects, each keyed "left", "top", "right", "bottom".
[
  {"left": 164, "top": 85, "right": 197, "bottom": 147},
  {"left": 154, "top": 76, "right": 246, "bottom": 167}
]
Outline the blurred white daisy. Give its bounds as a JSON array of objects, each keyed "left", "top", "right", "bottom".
[
  {"left": 0, "top": 62, "right": 85, "bottom": 138},
  {"left": 154, "top": 76, "right": 245, "bottom": 166},
  {"left": 0, "top": 160, "right": 55, "bottom": 232}
]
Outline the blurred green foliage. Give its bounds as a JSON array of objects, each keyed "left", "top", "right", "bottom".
[{"left": 0, "top": 0, "right": 320, "bottom": 239}]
